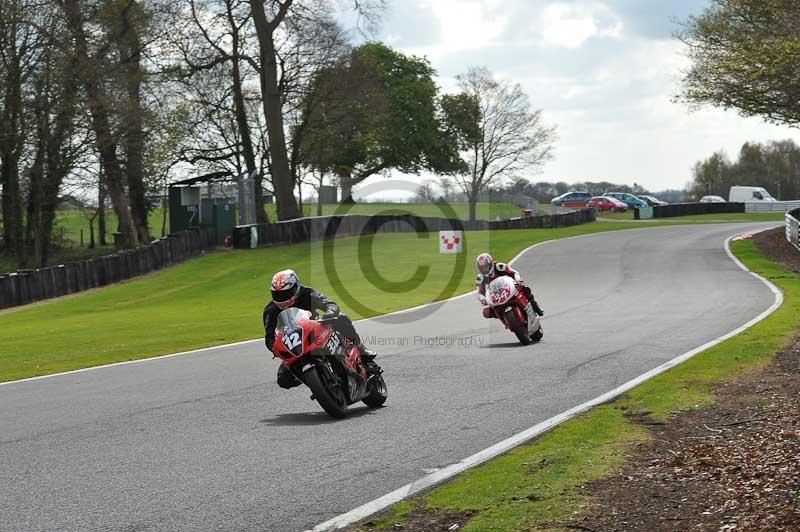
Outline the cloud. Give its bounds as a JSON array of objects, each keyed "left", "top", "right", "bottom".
[
  {"left": 540, "top": 2, "right": 623, "bottom": 49},
  {"left": 430, "top": 0, "right": 509, "bottom": 51}
]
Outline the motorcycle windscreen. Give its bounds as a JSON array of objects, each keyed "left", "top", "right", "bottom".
[
  {"left": 276, "top": 307, "right": 312, "bottom": 329},
  {"left": 487, "top": 276, "right": 516, "bottom": 306}
]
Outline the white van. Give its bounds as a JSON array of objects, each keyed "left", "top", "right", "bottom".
[{"left": 728, "top": 186, "right": 777, "bottom": 202}]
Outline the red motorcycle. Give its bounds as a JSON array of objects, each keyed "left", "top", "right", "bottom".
[
  {"left": 483, "top": 276, "right": 543, "bottom": 345},
  {"left": 272, "top": 308, "right": 387, "bottom": 418}
]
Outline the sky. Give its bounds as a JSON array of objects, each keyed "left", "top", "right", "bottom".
[{"left": 337, "top": 0, "right": 800, "bottom": 198}]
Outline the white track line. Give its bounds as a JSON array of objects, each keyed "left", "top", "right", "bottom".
[
  {"left": 0, "top": 338, "right": 264, "bottom": 387},
  {"left": 1, "top": 229, "right": 602, "bottom": 387},
  {"left": 306, "top": 231, "right": 784, "bottom": 532}
]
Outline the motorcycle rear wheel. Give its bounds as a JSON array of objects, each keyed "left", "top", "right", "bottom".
[
  {"left": 505, "top": 309, "right": 532, "bottom": 345},
  {"left": 306, "top": 366, "right": 349, "bottom": 419}
]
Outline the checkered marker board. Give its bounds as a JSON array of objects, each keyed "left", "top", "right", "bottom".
[{"left": 439, "top": 231, "right": 463, "bottom": 253}]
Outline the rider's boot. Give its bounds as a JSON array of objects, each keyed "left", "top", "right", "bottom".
[
  {"left": 347, "top": 336, "right": 378, "bottom": 363},
  {"left": 522, "top": 285, "right": 545, "bottom": 316},
  {"left": 358, "top": 342, "right": 377, "bottom": 362},
  {"left": 355, "top": 340, "right": 381, "bottom": 375},
  {"left": 276, "top": 364, "right": 301, "bottom": 389}
]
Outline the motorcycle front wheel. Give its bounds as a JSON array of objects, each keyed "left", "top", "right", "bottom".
[
  {"left": 305, "top": 365, "right": 349, "bottom": 419},
  {"left": 505, "top": 308, "right": 532, "bottom": 345}
]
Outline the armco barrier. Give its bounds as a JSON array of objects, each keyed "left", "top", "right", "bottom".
[
  {"left": 646, "top": 202, "right": 745, "bottom": 219},
  {"left": 787, "top": 208, "right": 800, "bottom": 252},
  {"left": 747, "top": 200, "right": 800, "bottom": 213},
  {"left": 0, "top": 228, "right": 215, "bottom": 310},
  {"left": 233, "top": 209, "right": 596, "bottom": 249}
]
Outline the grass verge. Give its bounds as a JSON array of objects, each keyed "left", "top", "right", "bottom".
[
  {"left": 354, "top": 238, "right": 799, "bottom": 532},
  {"left": 0, "top": 221, "right": 683, "bottom": 383}
]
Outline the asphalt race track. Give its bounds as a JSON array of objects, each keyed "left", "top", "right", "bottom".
[{"left": 0, "top": 223, "right": 779, "bottom": 532}]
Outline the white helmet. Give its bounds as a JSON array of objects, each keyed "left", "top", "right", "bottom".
[{"left": 476, "top": 252, "right": 494, "bottom": 275}]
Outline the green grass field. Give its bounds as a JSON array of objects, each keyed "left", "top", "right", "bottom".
[
  {"left": 52, "top": 208, "right": 170, "bottom": 244},
  {"left": 0, "top": 221, "right": 677, "bottom": 382},
  {"left": 364, "top": 238, "right": 799, "bottom": 531}
]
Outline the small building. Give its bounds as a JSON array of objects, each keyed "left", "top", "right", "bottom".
[{"left": 168, "top": 172, "right": 238, "bottom": 245}]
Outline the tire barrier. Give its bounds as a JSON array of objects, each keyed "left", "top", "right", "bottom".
[
  {"left": 0, "top": 228, "right": 215, "bottom": 310},
  {"left": 787, "top": 208, "right": 800, "bottom": 252},
  {"left": 643, "top": 202, "right": 746, "bottom": 219},
  {"left": 232, "top": 209, "right": 597, "bottom": 249}
]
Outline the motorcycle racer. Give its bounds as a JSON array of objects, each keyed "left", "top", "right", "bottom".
[
  {"left": 263, "top": 269, "right": 376, "bottom": 389},
  {"left": 475, "top": 252, "right": 545, "bottom": 318}
]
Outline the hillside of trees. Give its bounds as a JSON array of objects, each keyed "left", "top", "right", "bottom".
[{"left": 690, "top": 140, "right": 800, "bottom": 201}]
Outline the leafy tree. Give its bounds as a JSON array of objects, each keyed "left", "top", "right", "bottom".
[
  {"left": 689, "top": 140, "right": 800, "bottom": 199},
  {"left": 299, "top": 42, "right": 462, "bottom": 201},
  {"left": 436, "top": 176, "right": 456, "bottom": 201},
  {"left": 678, "top": 0, "right": 800, "bottom": 126},
  {"left": 691, "top": 151, "right": 729, "bottom": 197},
  {"left": 0, "top": 0, "right": 38, "bottom": 258}
]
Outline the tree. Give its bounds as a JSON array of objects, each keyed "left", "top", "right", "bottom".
[
  {"left": 247, "top": 1, "right": 386, "bottom": 219},
  {"left": 763, "top": 139, "right": 800, "bottom": 199},
  {"left": 0, "top": 0, "right": 36, "bottom": 258},
  {"left": 678, "top": 0, "right": 800, "bottom": 126},
  {"left": 0, "top": 0, "right": 91, "bottom": 266},
  {"left": 281, "top": 12, "right": 351, "bottom": 195},
  {"left": 299, "top": 42, "right": 462, "bottom": 202},
  {"left": 414, "top": 180, "right": 436, "bottom": 202},
  {"left": 436, "top": 176, "right": 455, "bottom": 201},
  {"left": 690, "top": 140, "right": 800, "bottom": 200},
  {"left": 248, "top": 0, "right": 308, "bottom": 220},
  {"left": 691, "top": 151, "right": 729, "bottom": 197},
  {"left": 178, "top": 0, "right": 269, "bottom": 224},
  {"left": 106, "top": 0, "right": 151, "bottom": 243},
  {"left": 296, "top": 42, "right": 386, "bottom": 199},
  {"left": 444, "top": 67, "right": 556, "bottom": 221},
  {"left": 24, "top": 17, "right": 83, "bottom": 266},
  {"left": 62, "top": 0, "right": 140, "bottom": 249}
]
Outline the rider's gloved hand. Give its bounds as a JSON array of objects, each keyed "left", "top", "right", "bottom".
[{"left": 321, "top": 309, "right": 339, "bottom": 320}]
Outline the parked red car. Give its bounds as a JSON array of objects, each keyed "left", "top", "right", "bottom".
[{"left": 586, "top": 196, "right": 628, "bottom": 212}]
